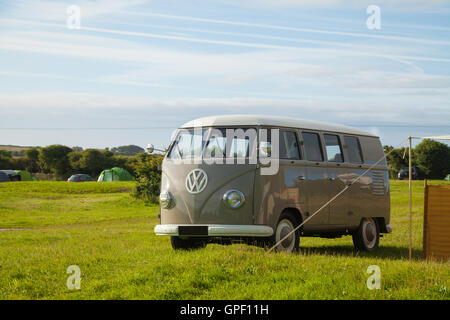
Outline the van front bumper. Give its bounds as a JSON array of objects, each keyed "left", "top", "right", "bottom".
[{"left": 154, "top": 224, "right": 274, "bottom": 237}]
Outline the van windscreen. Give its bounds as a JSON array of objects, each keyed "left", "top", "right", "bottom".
[
  {"left": 167, "top": 129, "right": 208, "bottom": 159},
  {"left": 167, "top": 127, "right": 256, "bottom": 159}
]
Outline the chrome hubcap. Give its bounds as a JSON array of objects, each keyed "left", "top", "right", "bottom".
[
  {"left": 276, "top": 219, "right": 295, "bottom": 252},
  {"left": 362, "top": 219, "right": 377, "bottom": 248}
]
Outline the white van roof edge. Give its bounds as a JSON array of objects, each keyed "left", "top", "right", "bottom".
[{"left": 180, "top": 114, "right": 377, "bottom": 138}]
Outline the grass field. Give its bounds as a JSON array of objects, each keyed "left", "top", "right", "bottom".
[{"left": 0, "top": 180, "right": 448, "bottom": 300}]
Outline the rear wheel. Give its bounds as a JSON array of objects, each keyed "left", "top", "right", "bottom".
[
  {"left": 352, "top": 218, "right": 379, "bottom": 251},
  {"left": 271, "top": 212, "right": 300, "bottom": 253},
  {"left": 170, "top": 236, "right": 207, "bottom": 250}
]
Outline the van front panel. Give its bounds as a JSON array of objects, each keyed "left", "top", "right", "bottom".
[{"left": 160, "top": 160, "right": 256, "bottom": 225}]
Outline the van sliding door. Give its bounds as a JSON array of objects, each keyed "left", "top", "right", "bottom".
[
  {"left": 323, "top": 133, "right": 349, "bottom": 226},
  {"left": 300, "top": 131, "right": 330, "bottom": 226}
]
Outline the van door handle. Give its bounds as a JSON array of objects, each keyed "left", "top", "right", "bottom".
[{"left": 297, "top": 175, "right": 305, "bottom": 181}]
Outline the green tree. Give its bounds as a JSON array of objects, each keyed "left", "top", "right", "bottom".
[
  {"left": 0, "top": 150, "right": 12, "bottom": 158},
  {"left": 9, "top": 157, "right": 28, "bottom": 170},
  {"left": 0, "top": 150, "right": 12, "bottom": 169},
  {"left": 78, "top": 149, "right": 109, "bottom": 177},
  {"left": 0, "top": 155, "right": 11, "bottom": 169},
  {"left": 68, "top": 151, "right": 83, "bottom": 172},
  {"left": 384, "top": 145, "right": 409, "bottom": 178},
  {"left": 131, "top": 154, "right": 163, "bottom": 204},
  {"left": 39, "top": 145, "right": 73, "bottom": 179},
  {"left": 24, "top": 147, "right": 40, "bottom": 173},
  {"left": 414, "top": 139, "right": 450, "bottom": 179}
]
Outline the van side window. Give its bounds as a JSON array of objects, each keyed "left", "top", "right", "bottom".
[
  {"left": 344, "top": 136, "right": 363, "bottom": 163},
  {"left": 302, "top": 132, "right": 323, "bottom": 162},
  {"left": 280, "top": 131, "right": 301, "bottom": 160},
  {"left": 324, "top": 134, "right": 344, "bottom": 163}
]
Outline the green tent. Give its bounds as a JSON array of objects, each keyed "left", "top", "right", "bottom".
[
  {"left": 97, "top": 167, "right": 133, "bottom": 182},
  {"left": 445, "top": 174, "right": 450, "bottom": 181}
]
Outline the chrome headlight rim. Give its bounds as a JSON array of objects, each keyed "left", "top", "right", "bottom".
[
  {"left": 222, "top": 189, "right": 245, "bottom": 209},
  {"left": 159, "top": 191, "right": 174, "bottom": 209}
]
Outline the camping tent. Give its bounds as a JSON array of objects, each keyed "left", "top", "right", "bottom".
[
  {"left": 0, "top": 170, "right": 33, "bottom": 181},
  {"left": 0, "top": 171, "right": 9, "bottom": 182},
  {"left": 0, "top": 170, "right": 20, "bottom": 181},
  {"left": 97, "top": 167, "right": 134, "bottom": 182}
]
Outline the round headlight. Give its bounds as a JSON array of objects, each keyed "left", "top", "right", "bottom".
[
  {"left": 222, "top": 190, "right": 245, "bottom": 209},
  {"left": 160, "top": 191, "right": 174, "bottom": 209}
]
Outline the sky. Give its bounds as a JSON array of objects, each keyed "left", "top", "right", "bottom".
[{"left": 0, "top": 0, "right": 449, "bottom": 150}]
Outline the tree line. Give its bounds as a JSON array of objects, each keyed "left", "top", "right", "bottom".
[
  {"left": 0, "top": 144, "right": 162, "bottom": 181},
  {"left": 384, "top": 139, "right": 450, "bottom": 179}
]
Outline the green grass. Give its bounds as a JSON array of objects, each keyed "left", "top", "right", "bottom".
[{"left": 0, "top": 181, "right": 448, "bottom": 300}]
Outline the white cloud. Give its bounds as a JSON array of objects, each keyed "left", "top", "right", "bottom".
[
  {"left": 217, "top": 0, "right": 450, "bottom": 9},
  {"left": 123, "top": 11, "right": 450, "bottom": 46},
  {"left": 2, "top": 27, "right": 450, "bottom": 95},
  {"left": 4, "top": 0, "right": 147, "bottom": 21},
  {"left": 1, "top": 92, "right": 449, "bottom": 126}
]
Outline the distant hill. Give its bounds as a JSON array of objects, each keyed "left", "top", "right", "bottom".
[
  {"left": 0, "top": 144, "right": 146, "bottom": 157},
  {"left": 110, "top": 145, "right": 145, "bottom": 156},
  {"left": 0, "top": 145, "right": 37, "bottom": 157}
]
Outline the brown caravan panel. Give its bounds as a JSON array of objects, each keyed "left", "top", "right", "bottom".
[{"left": 154, "top": 115, "right": 391, "bottom": 252}]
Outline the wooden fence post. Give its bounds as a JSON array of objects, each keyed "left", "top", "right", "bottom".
[{"left": 423, "top": 179, "right": 428, "bottom": 259}]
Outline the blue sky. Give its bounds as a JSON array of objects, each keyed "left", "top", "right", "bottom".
[{"left": 0, "top": 0, "right": 449, "bottom": 150}]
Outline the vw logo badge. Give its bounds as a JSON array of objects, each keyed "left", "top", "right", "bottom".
[{"left": 185, "top": 169, "right": 208, "bottom": 194}]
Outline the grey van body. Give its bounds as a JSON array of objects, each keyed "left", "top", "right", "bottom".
[{"left": 154, "top": 115, "right": 391, "bottom": 247}]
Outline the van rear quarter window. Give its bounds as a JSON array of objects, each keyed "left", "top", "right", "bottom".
[
  {"left": 344, "top": 136, "right": 363, "bottom": 163},
  {"left": 357, "top": 136, "right": 384, "bottom": 165}
]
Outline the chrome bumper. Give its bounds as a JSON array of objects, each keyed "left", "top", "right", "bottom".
[{"left": 154, "top": 224, "right": 274, "bottom": 237}]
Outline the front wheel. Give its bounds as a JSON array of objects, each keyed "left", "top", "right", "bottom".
[
  {"left": 270, "top": 212, "right": 300, "bottom": 253},
  {"left": 352, "top": 218, "right": 380, "bottom": 251},
  {"left": 170, "top": 236, "right": 207, "bottom": 250}
]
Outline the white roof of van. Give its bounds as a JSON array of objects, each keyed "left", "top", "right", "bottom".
[{"left": 180, "top": 115, "right": 377, "bottom": 137}]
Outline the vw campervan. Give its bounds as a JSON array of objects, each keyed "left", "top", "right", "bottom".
[{"left": 154, "top": 115, "right": 391, "bottom": 252}]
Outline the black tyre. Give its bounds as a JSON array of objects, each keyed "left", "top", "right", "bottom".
[
  {"left": 352, "top": 218, "right": 380, "bottom": 252},
  {"left": 170, "top": 236, "right": 207, "bottom": 250},
  {"left": 270, "top": 211, "right": 300, "bottom": 253}
]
